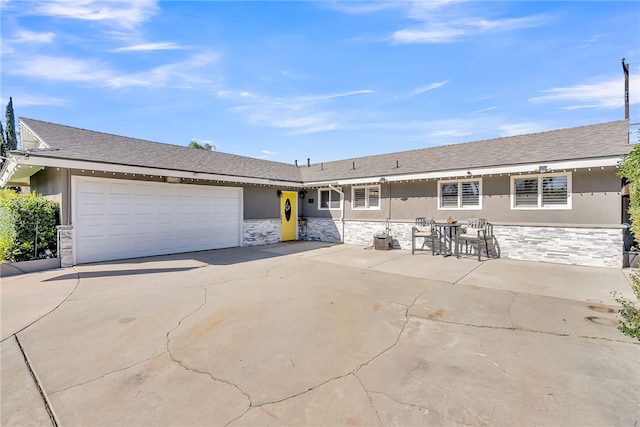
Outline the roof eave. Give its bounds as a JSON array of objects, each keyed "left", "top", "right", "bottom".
[
  {"left": 302, "top": 156, "right": 624, "bottom": 187},
  {"left": 11, "top": 154, "right": 304, "bottom": 187}
]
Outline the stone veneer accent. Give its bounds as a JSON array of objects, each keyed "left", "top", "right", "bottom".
[
  {"left": 243, "top": 218, "right": 281, "bottom": 246},
  {"left": 493, "top": 225, "right": 622, "bottom": 269},
  {"left": 306, "top": 219, "right": 623, "bottom": 268},
  {"left": 306, "top": 218, "right": 343, "bottom": 243},
  {"left": 57, "top": 225, "right": 74, "bottom": 268}
]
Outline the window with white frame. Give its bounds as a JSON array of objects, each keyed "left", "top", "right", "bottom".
[
  {"left": 437, "top": 179, "right": 482, "bottom": 209},
  {"left": 511, "top": 172, "right": 571, "bottom": 209},
  {"left": 318, "top": 188, "right": 342, "bottom": 210},
  {"left": 352, "top": 185, "right": 380, "bottom": 210}
]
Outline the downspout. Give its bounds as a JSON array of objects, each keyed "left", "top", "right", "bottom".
[{"left": 328, "top": 184, "right": 344, "bottom": 243}]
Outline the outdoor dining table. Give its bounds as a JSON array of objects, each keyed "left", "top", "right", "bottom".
[{"left": 433, "top": 222, "right": 461, "bottom": 258}]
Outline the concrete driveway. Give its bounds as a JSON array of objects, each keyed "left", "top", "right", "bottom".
[{"left": 2, "top": 242, "right": 639, "bottom": 426}]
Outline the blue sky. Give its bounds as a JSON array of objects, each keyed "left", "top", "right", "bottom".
[{"left": 1, "top": 1, "right": 639, "bottom": 164}]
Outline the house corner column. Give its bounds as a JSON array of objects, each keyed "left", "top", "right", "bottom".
[{"left": 57, "top": 225, "right": 74, "bottom": 267}]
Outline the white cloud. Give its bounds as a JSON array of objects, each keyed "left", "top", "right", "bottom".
[
  {"left": 406, "top": 80, "right": 448, "bottom": 98},
  {"left": 8, "top": 51, "right": 221, "bottom": 89},
  {"left": 335, "top": 1, "right": 549, "bottom": 45},
  {"left": 11, "top": 94, "right": 68, "bottom": 107},
  {"left": 475, "top": 106, "right": 497, "bottom": 113},
  {"left": 218, "top": 89, "right": 372, "bottom": 135},
  {"left": 12, "top": 29, "right": 55, "bottom": 44},
  {"left": 323, "top": 1, "right": 401, "bottom": 15},
  {"left": 301, "top": 89, "right": 374, "bottom": 102},
  {"left": 393, "top": 27, "right": 465, "bottom": 44},
  {"left": 529, "top": 75, "right": 640, "bottom": 110},
  {"left": 112, "top": 42, "right": 185, "bottom": 52},
  {"left": 31, "top": 0, "right": 159, "bottom": 29},
  {"left": 9, "top": 55, "right": 112, "bottom": 82}
]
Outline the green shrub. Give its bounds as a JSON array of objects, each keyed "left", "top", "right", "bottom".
[
  {"left": 613, "top": 275, "right": 640, "bottom": 341},
  {"left": 0, "top": 191, "right": 59, "bottom": 262},
  {"left": 616, "top": 140, "right": 640, "bottom": 341}
]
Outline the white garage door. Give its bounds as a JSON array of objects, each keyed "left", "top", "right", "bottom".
[{"left": 73, "top": 176, "right": 243, "bottom": 264}]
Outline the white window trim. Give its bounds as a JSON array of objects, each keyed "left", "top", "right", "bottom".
[
  {"left": 510, "top": 172, "right": 572, "bottom": 210},
  {"left": 351, "top": 184, "right": 381, "bottom": 210},
  {"left": 317, "top": 188, "right": 343, "bottom": 211},
  {"left": 437, "top": 178, "right": 483, "bottom": 210}
]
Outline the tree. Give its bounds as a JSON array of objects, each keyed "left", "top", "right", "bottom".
[
  {"left": 614, "top": 138, "right": 640, "bottom": 341},
  {"left": 0, "top": 121, "right": 5, "bottom": 168},
  {"left": 188, "top": 140, "right": 212, "bottom": 151},
  {"left": 5, "top": 97, "right": 17, "bottom": 151}
]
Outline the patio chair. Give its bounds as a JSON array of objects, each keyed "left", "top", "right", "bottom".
[
  {"left": 458, "top": 218, "right": 492, "bottom": 261},
  {"left": 412, "top": 217, "right": 436, "bottom": 255}
]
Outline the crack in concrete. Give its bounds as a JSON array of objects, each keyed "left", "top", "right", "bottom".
[
  {"left": 367, "top": 389, "right": 482, "bottom": 427},
  {"left": 1, "top": 268, "right": 82, "bottom": 344},
  {"left": 225, "top": 288, "right": 431, "bottom": 426},
  {"left": 48, "top": 353, "right": 166, "bottom": 395},
  {"left": 354, "top": 373, "right": 383, "bottom": 426},
  {"left": 164, "top": 285, "right": 253, "bottom": 426},
  {"left": 507, "top": 292, "right": 517, "bottom": 328},
  {"left": 421, "top": 317, "right": 640, "bottom": 344}
]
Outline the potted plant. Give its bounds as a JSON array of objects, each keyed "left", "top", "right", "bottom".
[{"left": 298, "top": 217, "right": 307, "bottom": 226}]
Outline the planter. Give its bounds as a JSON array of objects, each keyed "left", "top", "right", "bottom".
[{"left": 0, "top": 258, "right": 61, "bottom": 278}]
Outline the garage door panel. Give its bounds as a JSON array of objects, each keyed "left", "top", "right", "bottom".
[{"left": 74, "top": 177, "right": 242, "bottom": 264}]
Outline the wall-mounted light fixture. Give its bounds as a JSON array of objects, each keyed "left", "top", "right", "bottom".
[
  {"left": 298, "top": 190, "right": 306, "bottom": 198},
  {"left": 277, "top": 190, "right": 283, "bottom": 197}
]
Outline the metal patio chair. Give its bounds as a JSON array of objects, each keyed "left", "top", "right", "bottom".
[
  {"left": 458, "top": 218, "right": 492, "bottom": 261},
  {"left": 411, "top": 217, "right": 436, "bottom": 255}
]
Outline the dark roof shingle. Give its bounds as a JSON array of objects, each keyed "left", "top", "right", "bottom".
[
  {"left": 21, "top": 118, "right": 303, "bottom": 183},
  {"left": 299, "top": 120, "right": 631, "bottom": 182},
  {"left": 20, "top": 118, "right": 631, "bottom": 184}
]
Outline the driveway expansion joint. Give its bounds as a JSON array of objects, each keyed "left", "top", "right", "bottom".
[{"left": 14, "top": 334, "right": 59, "bottom": 427}]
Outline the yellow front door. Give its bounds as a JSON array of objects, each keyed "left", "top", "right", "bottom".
[{"left": 280, "top": 191, "right": 297, "bottom": 241}]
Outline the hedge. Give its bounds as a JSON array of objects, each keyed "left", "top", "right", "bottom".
[{"left": 0, "top": 190, "right": 60, "bottom": 262}]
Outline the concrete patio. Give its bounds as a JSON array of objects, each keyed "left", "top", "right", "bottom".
[{"left": 2, "top": 242, "right": 639, "bottom": 426}]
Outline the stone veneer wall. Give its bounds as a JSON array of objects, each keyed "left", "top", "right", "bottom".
[
  {"left": 306, "top": 218, "right": 343, "bottom": 243},
  {"left": 308, "top": 219, "right": 623, "bottom": 268},
  {"left": 492, "top": 225, "right": 622, "bottom": 268},
  {"left": 57, "top": 225, "right": 74, "bottom": 268},
  {"left": 243, "top": 218, "right": 281, "bottom": 246}
]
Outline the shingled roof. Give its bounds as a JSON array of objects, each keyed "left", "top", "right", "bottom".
[
  {"left": 20, "top": 118, "right": 304, "bottom": 183},
  {"left": 298, "top": 120, "right": 631, "bottom": 182},
  {"left": 17, "top": 118, "right": 631, "bottom": 185}
]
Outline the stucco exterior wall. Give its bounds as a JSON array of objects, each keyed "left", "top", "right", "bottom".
[
  {"left": 243, "top": 186, "right": 287, "bottom": 219},
  {"left": 306, "top": 169, "right": 622, "bottom": 227},
  {"left": 30, "top": 168, "right": 69, "bottom": 224}
]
